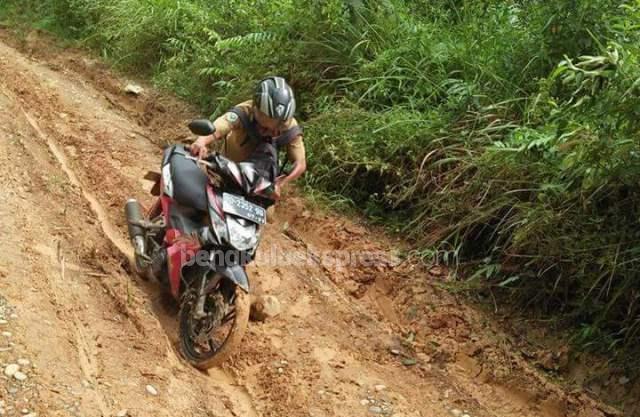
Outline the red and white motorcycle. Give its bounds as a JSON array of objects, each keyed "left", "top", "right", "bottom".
[{"left": 125, "top": 120, "right": 275, "bottom": 369}]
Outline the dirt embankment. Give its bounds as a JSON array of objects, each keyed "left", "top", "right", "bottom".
[{"left": 0, "top": 30, "right": 630, "bottom": 417}]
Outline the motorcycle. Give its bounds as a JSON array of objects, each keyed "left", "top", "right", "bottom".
[{"left": 124, "top": 119, "right": 275, "bottom": 369}]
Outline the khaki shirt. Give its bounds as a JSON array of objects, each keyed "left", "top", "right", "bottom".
[{"left": 213, "top": 100, "right": 305, "bottom": 164}]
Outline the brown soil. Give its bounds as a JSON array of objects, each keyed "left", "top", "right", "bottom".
[{"left": 0, "top": 30, "right": 627, "bottom": 417}]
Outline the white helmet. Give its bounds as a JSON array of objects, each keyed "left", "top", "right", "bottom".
[{"left": 254, "top": 76, "right": 296, "bottom": 121}]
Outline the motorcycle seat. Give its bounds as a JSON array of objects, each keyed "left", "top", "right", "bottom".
[{"left": 168, "top": 147, "right": 209, "bottom": 212}]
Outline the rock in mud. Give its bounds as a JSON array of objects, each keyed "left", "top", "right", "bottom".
[
  {"left": 17, "top": 359, "right": 30, "bottom": 367},
  {"left": 2, "top": 332, "right": 12, "bottom": 337},
  {"left": 449, "top": 409, "right": 463, "bottom": 417},
  {"left": 344, "top": 279, "right": 360, "bottom": 296},
  {"left": 4, "top": 364, "right": 19, "bottom": 377},
  {"left": 374, "top": 384, "right": 387, "bottom": 392},
  {"left": 13, "top": 371, "right": 27, "bottom": 381},
  {"left": 250, "top": 295, "right": 281, "bottom": 322},
  {"left": 429, "top": 265, "right": 445, "bottom": 277},
  {"left": 401, "top": 358, "right": 417, "bottom": 366},
  {"left": 116, "top": 409, "right": 128, "bottom": 417},
  {"left": 145, "top": 384, "right": 158, "bottom": 396},
  {"left": 124, "top": 84, "right": 144, "bottom": 96},
  {"left": 369, "top": 406, "right": 383, "bottom": 414}
]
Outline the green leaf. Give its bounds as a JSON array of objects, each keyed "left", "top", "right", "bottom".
[{"left": 498, "top": 275, "right": 521, "bottom": 288}]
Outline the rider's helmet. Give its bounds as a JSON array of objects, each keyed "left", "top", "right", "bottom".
[{"left": 254, "top": 76, "right": 296, "bottom": 122}]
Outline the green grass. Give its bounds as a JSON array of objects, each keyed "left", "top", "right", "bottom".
[{"left": 3, "top": 0, "right": 640, "bottom": 366}]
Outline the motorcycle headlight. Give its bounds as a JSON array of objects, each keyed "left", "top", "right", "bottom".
[{"left": 226, "top": 216, "right": 259, "bottom": 251}]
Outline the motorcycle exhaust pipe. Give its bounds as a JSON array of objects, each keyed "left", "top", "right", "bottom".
[
  {"left": 125, "top": 199, "right": 146, "bottom": 256},
  {"left": 125, "top": 199, "right": 145, "bottom": 237}
]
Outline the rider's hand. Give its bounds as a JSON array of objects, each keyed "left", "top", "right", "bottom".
[
  {"left": 272, "top": 183, "right": 282, "bottom": 200},
  {"left": 190, "top": 137, "right": 209, "bottom": 159},
  {"left": 272, "top": 175, "right": 288, "bottom": 200}
]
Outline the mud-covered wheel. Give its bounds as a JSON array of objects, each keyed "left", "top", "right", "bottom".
[{"left": 178, "top": 280, "right": 250, "bottom": 369}]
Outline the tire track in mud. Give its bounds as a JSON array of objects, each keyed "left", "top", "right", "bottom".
[
  {"left": 55, "top": 254, "right": 111, "bottom": 417},
  {"left": 20, "top": 105, "right": 131, "bottom": 258}
]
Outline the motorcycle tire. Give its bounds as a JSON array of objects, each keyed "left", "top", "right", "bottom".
[{"left": 178, "top": 284, "right": 250, "bottom": 369}]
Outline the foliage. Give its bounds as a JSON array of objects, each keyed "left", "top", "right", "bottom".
[{"left": 3, "top": 0, "right": 640, "bottom": 360}]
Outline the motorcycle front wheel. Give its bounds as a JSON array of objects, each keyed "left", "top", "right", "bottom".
[{"left": 178, "top": 278, "right": 250, "bottom": 369}]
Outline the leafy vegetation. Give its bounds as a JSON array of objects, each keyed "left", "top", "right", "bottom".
[{"left": 3, "top": 0, "right": 640, "bottom": 360}]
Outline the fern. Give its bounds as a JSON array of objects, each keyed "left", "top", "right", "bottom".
[{"left": 214, "top": 32, "right": 276, "bottom": 52}]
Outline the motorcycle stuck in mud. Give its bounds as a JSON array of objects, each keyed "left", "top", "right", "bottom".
[{"left": 124, "top": 120, "right": 276, "bottom": 369}]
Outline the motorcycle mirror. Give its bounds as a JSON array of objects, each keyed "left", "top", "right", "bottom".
[{"left": 188, "top": 119, "right": 216, "bottom": 136}]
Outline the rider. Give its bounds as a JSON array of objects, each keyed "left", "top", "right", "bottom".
[{"left": 190, "top": 76, "right": 307, "bottom": 200}]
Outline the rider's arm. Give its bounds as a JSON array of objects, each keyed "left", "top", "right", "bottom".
[
  {"left": 280, "top": 135, "right": 307, "bottom": 186},
  {"left": 191, "top": 112, "right": 238, "bottom": 156}
]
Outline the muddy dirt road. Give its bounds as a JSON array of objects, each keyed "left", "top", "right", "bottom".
[{"left": 0, "top": 33, "right": 622, "bottom": 417}]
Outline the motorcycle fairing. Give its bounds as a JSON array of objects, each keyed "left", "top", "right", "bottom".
[
  {"left": 212, "top": 155, "right": 275, "bottom": 198},
  {"left": 160, "top": 173, "right": 206, "bottom": 298},
  {"left": 165, "top": 229, "right": 200, "bottom": 297},
  {"left": 161, "top": 144, "right": 175, "bottom": 166},
  {"left": 168, "top": 203, "right": 205, "bottom": 235},
  {"left": 162, "top": 163, "right": 173, "bottom": 198},
  {"left": 206, "top": 185, "right": 228, "bottom": 245},
  {"left": 237, "top": 161, "right": 275, "bottom": 197},
  {"left": 213, "top": 264, "right": 249, "bottom": 293}
]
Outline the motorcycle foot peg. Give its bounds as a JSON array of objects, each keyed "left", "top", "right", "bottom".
[{"left": 125, "top": 199, "right": 145, "bottom": 238}]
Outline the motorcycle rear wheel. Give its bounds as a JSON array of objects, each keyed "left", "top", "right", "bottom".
[{"left": 178, "top": 282, "right": 250, "bottom": 369}]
